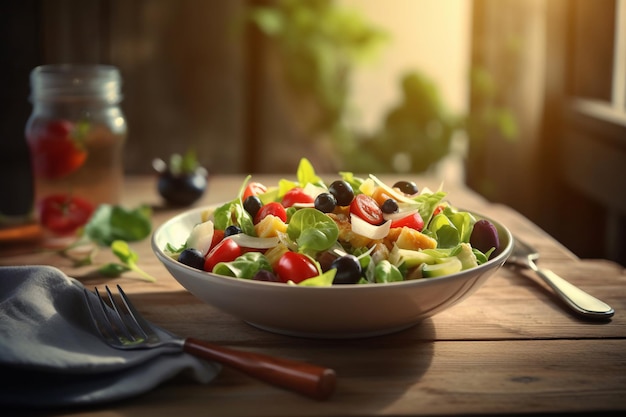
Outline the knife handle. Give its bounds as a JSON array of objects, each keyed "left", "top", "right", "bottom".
[
  {"left": 535, "top": 267, "right": 614, "bottom": 319},
  {"left": 184, "top": 337, "right": 336, "bottom": 400}
]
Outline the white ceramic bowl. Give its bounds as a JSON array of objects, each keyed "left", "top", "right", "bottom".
[{"left": 152, "top": 206, "right": 513, "bottom": 338}]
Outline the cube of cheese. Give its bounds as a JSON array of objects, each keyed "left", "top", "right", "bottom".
[
  {"left": 392, "top": 227, "right": 437, "bottom": 251},
  {"left": 254, "top": 214, "right": 287, "bottom": 238}
]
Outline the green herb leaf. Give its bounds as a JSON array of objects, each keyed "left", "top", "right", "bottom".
[
  {"left": 111, "top": 239, "right": 138, "bottom": 264},
  {"left": 412, "top": 190, "right": 447, "bottom": 226},
  {"left": 84, "top": 204, "right": 152, "bottom": 247},
  {"left": 287, "top": 208, "right": 339, "bottom": 253},
  {"left": 212, "top": 252, "right": 272, "bottom": 279},
  {"left": 296, "top": 268, "right": 336, "bottom": 287},
  {"left": 213, "top": 199, "right": 256, "bottom": 236},
  {"left": 374, "top": 260, "right": 403, "bottom": 283},
  {"left": 296, "top": 157, "right": 324, "bottom": 188},
  {"left": 109, "top": 240, "right": 157, "bottom": 282},
  {"left": 98, "top": 263, "right": 131, "bottom": 277}
]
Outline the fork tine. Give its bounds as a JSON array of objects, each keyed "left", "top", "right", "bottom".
[
  {"left": 115, "top": 285, "right": 159, "bottom": 343},
  {"left": 102, "top": 286, "right": 139, "bottom": 343},
  {"left": 83, "top": 288, "right": 122, "bottom": 347}
]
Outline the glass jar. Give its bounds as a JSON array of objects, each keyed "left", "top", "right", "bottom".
[{"left": 25, "top": 64, "right": 127, "bottom": 241}]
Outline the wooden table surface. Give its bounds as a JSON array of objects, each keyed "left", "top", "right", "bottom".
[{"left": 2, "top": 174, "right": 625, "bottom": 416}]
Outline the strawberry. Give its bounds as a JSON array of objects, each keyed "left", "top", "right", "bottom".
[{"left": 28, "top": 120, "right": 88, "bottom": 179}]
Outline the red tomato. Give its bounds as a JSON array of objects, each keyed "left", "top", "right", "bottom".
[
  {"left": 281, "top": 187, "right": 314, "bottom": 208},
  {"left": 203, "top": 238, "right": 241, "bottom": 272},
  {"left": 38, "top": 194, "right": 95, "bottom": 235},
  {"left": 275, "top": 252, "right": 319, "bottom": 283},
  {"left": 28, "top": 120, "right": 87, "bottom": 179},
  {"left": 390, "top": 212, "right": 424, "bottom": 231},
  {"left": 210, "top": 229, "right": 225, "bottom": 251},
  {"left": 350, "top": 194, "right": 384, "bottom": 225},
  {"left": 242, "top": 182, "right": 267, "bottom": 201},
  {"left": 46, "top": 120, "right": 73, "bottom": 137},
  {"left": 254, "top": 202, "right": 287, "bottom": 224}
]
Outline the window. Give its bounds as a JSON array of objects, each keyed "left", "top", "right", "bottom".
[{"left": 570, "top": 0, "right": 626, "bottom": 128}]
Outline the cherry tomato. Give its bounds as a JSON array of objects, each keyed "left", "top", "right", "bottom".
[
  {"left": 28, "top": 120, "right": 87, "bottom": 179},
  {"left": 350, "top": 194, "right": 384, "bottom": 225},
  {"left": 203, "top": 238, "right": 241, "bottom": 272},
  {"left": 275, "top": 252, "right": 319, "bottom": 283},
  {"left": 209, "top": 229, "right": 225, "bottom": 251},
  {"left": 254, "top": 202, "right": 287, "bottom": 224},
  {"left": 38, "top": 194, "right": 95, "bottom": 235},
  {"left": 390, "top": 212, "right": 424, "bottom": 231},
  {"left": 242, "top": 182, "right": 267, "bottom": 201},
  {"left": 281, "top": 187, "right": 314, "bottom": 208}
]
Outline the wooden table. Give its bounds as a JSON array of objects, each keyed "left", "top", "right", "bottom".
[{"left": 2, "top": 174, "right": 625, "bottom": 416}]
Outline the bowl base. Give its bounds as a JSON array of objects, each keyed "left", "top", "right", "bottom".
[{"left": 245, "top": 320, "right": 420, "bottom": 339}]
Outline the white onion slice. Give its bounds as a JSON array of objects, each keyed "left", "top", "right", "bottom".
[
  {"left": 228, "top": 234, "right": 279, "bottom": 249},
  {"left": 350, "top": 213, "right": 391, "bottom": 240},
  {"left": 302, "top": 182, "right": 326, "bottom": 198},
  {"left": 292, "top": 202, "right": 316, "bottom": 208},
  {"left": 185, "top": 220, "right": 215, "bottom": 256},
  {"left": 383, "top": 208, "right": 420, "bottom": 222}
]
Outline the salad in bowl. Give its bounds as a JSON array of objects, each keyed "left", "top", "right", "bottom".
[
  {"left": 152, "top": 158, "right": 512, "bottom": 337},
  {"left": 162, "top": 158, "right": 502, "bottom": 287}
]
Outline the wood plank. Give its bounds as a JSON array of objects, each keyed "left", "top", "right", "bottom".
[{"left": 47, "top": 339, "right": 626, "bottom": 416}]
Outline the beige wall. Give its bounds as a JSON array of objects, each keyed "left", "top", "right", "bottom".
[{"left": 343, "top": 0, "right": 472, "bottom": 132}]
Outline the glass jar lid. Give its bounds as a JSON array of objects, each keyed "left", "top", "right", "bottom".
[{"left": 30, "top": 64, "right": 123, "bottom": 103}]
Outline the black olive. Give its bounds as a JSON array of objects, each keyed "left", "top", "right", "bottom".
[
  {"left": 178, "top": 248, "right": 205, "bottom": 270},
  {"left": 470, "top": 219, "right": 500, "bottom": 257},
  {"left": 393, "top": 180, "right": 419, "bottom": 195},
  {"left": 243, "top": 195, "right": 263, "bottom": 218},
  {"left": 224, "top": 225, "right": 242, "bottom": 237},
  {"left": 381, "top": 198, "right": 399, "bottom": 214},
  {"left": 252, "top": 269, "right": 280, "bottom": 282},
  {"left": 328, "top": 180, "right": 354, "bottom": 206},
  {"left": 314, "top": 192, "right": 337, "bottom": 213},
  {"left": 331, "top": 255, "right": 362, "bottom": 285}
]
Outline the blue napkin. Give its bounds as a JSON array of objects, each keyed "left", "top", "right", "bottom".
[{"left": 0, "top": 265, "right": 220, "bottom": 408}]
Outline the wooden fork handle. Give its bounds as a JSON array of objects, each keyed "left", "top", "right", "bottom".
[{"left": 184, "top": 337, "right": 336, "bottom": 400}]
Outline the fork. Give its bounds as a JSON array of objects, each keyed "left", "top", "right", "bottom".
[
  {"left": 84, "top": 285, "right": 336, "bottom": 400},
  {"left": 506, "top": 237, "right": 614, "bottom": 320}
]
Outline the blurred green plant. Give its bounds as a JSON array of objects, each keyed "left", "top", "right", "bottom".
[
  {"left": 466, "top": 65, "right": 519, "bottom": 146},
  {"left": 247, "top": 0, "right": 517, "bottom": 173},
  {"left": 345, "top": 67, "right": 519, "bottom": 173},
  {"left": 346, "top": 71, "right": 461, "bottom": 173},
  {"left": 247, "top": 0, "right": 388, "bottom": 134}
]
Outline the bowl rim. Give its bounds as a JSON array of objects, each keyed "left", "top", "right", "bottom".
[{"left": 152, "top": 204, "right": 513, "bottom": 290}]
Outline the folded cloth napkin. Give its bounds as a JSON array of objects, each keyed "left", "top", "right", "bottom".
[{"left": 0, "top": 265, "right": 220, "bottom": 408}]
